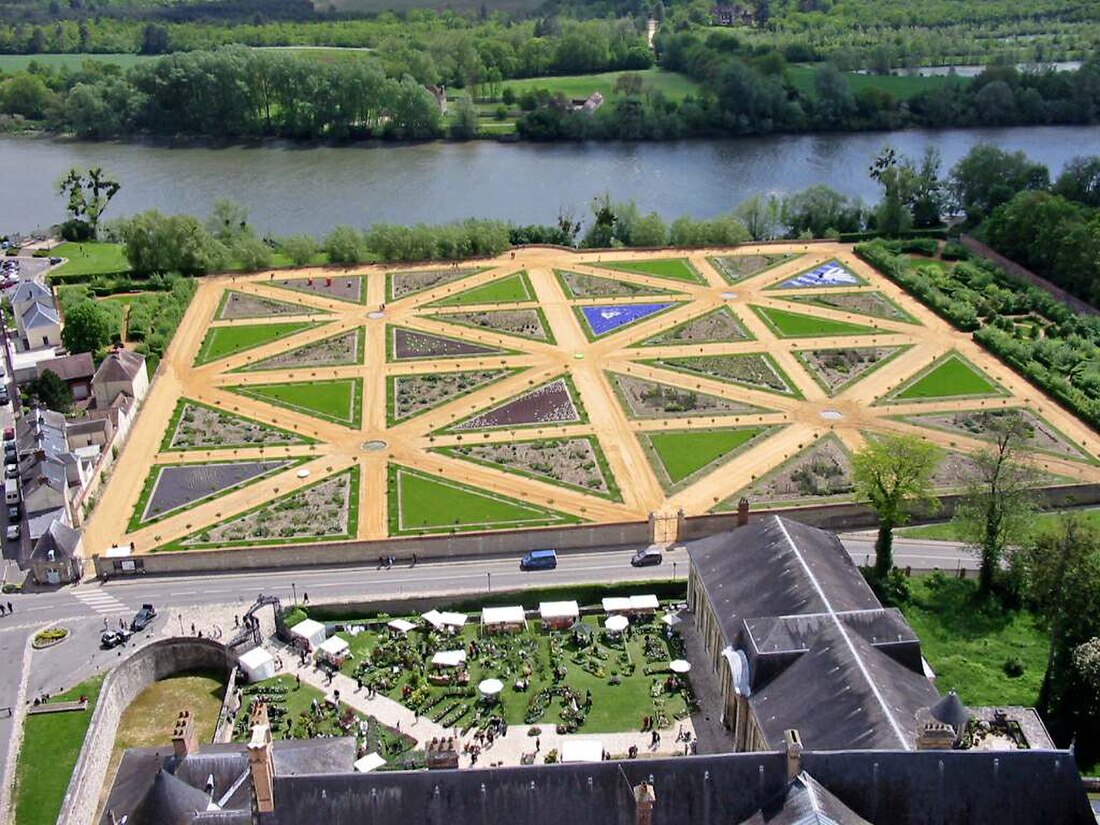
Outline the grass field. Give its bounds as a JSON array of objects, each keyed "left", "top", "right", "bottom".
[
  {"left": 503, "top": 68, "right": 701, "bottom": 103},
  {"left": 234, "top": 378, "right": 364, "bottom": 427},
  {"left": 786, "top": 65, "right": 969, "bottom": 100},
  {"left": 894, "top": 353, "right": 1001, "bottom": 400},
  {"left": 0, "top": 53, "right": 154, "bottom": 73},
  {"left": 751, "top": 305, "right": 877, "bottom": 338},
  {"left": 900, "top": 575, "right": 1045, "bottom": 707},
  {"left": 900, "top": 508, "right": 1100, "bottom": 541},
  {"left": 194, "top": 321, "right": 316, "bottom": 366},
  {"left": 428, "top": 271, "right": 533, "bottom": 307},
  {"left": 14, "top": 674, "right": 104, "bottom": 825},
  {"left": 598, "top": 258, "right": 706, "bottom": 284},
  {"left": 49, "top": 242, "right": 131, "bottom": 277},
  {"left": 646, "top": 427, "right": 766, "bottom": 485}
]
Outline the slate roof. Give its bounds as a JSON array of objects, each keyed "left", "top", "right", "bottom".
[
  {"left": 742, "top": 772, "right": 870, "bottom": 825},
  {"left": 29, "top": 520, "right": 81, "bottom": 563},
  {"left": 94, "top": 348, "right": 146, "bottom": 384},
  {"left": 38, "top": 352, "right": 94, "bottom": 382},
  {"left": 10, "top": 280, "right": 51, "bottom": 306},
  {"left": 22, "top": 299, "right": 60, "bottom": 329}
]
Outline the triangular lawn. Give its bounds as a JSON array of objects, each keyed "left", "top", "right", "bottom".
[
  {"left": 161, "top": 399, "right": 314, "bottom": 451},
  {"left": 646, "top": 353, "right": 802, "bottom": 398},
  {"left": 793, "top": 345, "right": 910, "bottom": 396},
  {"left": 768, "top": 259, "right": 865, "bottom": 290},
  {"left": 715, "top": 434, "right": 853, "bottom": 510},
  {"left": 708, "top": 253, "right": 801, "bottom": 284},
  {"left": 641, "top": 426, "right": 772, "bottom": 491},
  {"left": 387, "top": 267, "right": 487, "bottom": 301},
  {"left": 607, "top": 371, "right": 773, "bottom": 419},
  {"left": 229, "top": 378, "right": 363, "bottom": 428},
  {"left": 441, "top": 375, "right": 586, "bottom": 433},
  {"left": 596, "top": 258, "right": 706, "bottom": 284},
  {"left": 169, "top": 467, "right": 360, "bottom": 550},
  {"left": 555, "top": 269, "right": 682, "bottom": 300},
  {"left": 272, "top": 273, "right": 367, "bottom": 304},
  {"left": 194, "top": 321, "right": 319, "bottom": 366},
  {"left": 779, "top": 291, "right": 917, "bottom": 324},
  {"left": 575, "top": 302, "right": 681, "bottom": 340},
  {"left": 387, "top": 326, "right": 511, "bottom": 361},
  {"left": 216, "top": 290, "right": 324, "bottom": 320},
  {"left": 389, "top": 465, "right": 581, "bottom": 535},
  {"left": 387, "top": 368, "right": 520, "bottom": 425},
  {"left": 234, "top": 328, "right": 364, "bottom": 372},
  {"left": 431, "top": 307, "right": 555, "bottom": 344},
  {"left": 751, "top": 305, "right": 878, "bottom": 338},
  {"left": 425, "top": 271, "right": 535, "bottom": 307},
  {"left": 880, "top": 352, "right": 1007, "bottom": 403},
  {"left": 637, "top": 306, "right": 751, "bottom": 347},
  {"left": 433, "top": 435, "right": 622, "bottom": 501}
]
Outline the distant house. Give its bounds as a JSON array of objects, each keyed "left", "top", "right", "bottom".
[
  {"left": 712, "top": 4, "right": 754, "bottom": 25},
  {"left": 571, "top": 92, "right": 605, "bottom": 113},
  {"left": 10, "top": 280, "right": 52, "bottom": 320},
  {"left": 92, "top": 349, "right": 149, "bottom": 411},
  {"left": 28, "top": 520, "right": 83, "bottom": 585},
  {"left": 426, "top": 84, "right": 448, "bottom": 114},
  {"left": 19, "top": 300, "right": 62, "bottom": 351},
  {"left": 37, "top": 353, "right": 95, "bottom": 401}
]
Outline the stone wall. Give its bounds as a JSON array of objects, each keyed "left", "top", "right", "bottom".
[{"left": 56, "top": 638, "right": 235, "bottom": 825}]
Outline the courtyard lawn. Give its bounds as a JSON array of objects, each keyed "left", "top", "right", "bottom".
[
  {"left": 894, "top": 353, "right": 1002, "bottom": 400},
  {"left": 503, "top": 69, "right": 701, "bottom": 103},
  {"left": 13, "top": 674, "right": 104, "bottom": 825},
  {"left": 233, "top": 378, "right": 363, "bottom": 427},
  {"left": 194, "top": 321, "right": 316, "bottom": 366},
  {"left": 49, "top": 242, "right": 130, "bottom": 277},
  {"left": 751, "top": 305, "right": 877, "bottom": 338},
  {"left": 429, "top": 272, "right": 534, "bottom": 307},
  {"left": 598, "top": 258, "right": 706, "bottom": 284},
  {"left": 389, "top": 465, "right": 581, "bottom": 535},
  {"left": 899, "top": 507, "right": 1100, "bottom": 542},
  {"left": 900, "top": 575, "right": 1046, "bottom": 707},
  {"left": 337, "top": 613, "right": 692, "bottom": 735},
  {"left": 645, "top": 427, "right": 767, "bottom": 486}
]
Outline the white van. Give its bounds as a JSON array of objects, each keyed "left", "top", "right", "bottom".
[{"left": 4, "top": 477, "right": 18, "bottom": 505}]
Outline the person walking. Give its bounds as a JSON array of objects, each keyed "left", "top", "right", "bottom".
[{"left": 303, "top": 593, "right": 309, "bottom": 605}]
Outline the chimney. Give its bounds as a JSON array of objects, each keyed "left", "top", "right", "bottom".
[
  {"left": 171, "top": 709, "right": 197, "bottom": 759},
  {"left": 634, "top": 781, "right": 656, "bottom": 825},
  {"left": 736, "top": 498, "right": 750, "bottom": 527},
  {"left": 784, "top": 729, "right": 803, "bottom": 780},
  {"left": 916, "top": 719, "right": 957, "bottom": 751},
  {"left": 248, "top": 718, "right": 276, "bottom": 814}
]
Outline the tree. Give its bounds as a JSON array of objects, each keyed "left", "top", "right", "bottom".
[
  {"left": 814, "top": 63, "right": 855, "bottom": 127},
  {"left": 1053, "top": 155, "right": 1100, "bottom": 207},
  {"left": 62, "top": 300, "right": 115, "bottom": 355},
  {"left": 582, "top": 193, "right": 617, "bottom": 248},
  {"left": 120, "top": 211, "right": 228, "bottom": 275},
  {"left": 449, "top": 94, "right": 479, "bottom": 140},
  {"left": 324, "top": 226, "right": 368, "bottom": 264},
  {"left": 953, "top": 410, "right": 1040, "bottom": 595},
  {"left": 949, "top": 145, "right": 1050, "bottom": 221},
  {"left": 56, "top": 167, "right": 121, "bottom": 241},
  {"left": 206, "top": 199, "right": 250, "bottom": 243},
  {"left": 232, "top": 235, "right": 274, "bottom": 272},
  {"left": 0, "top": 72, "right": 54, "bottom": 119},
  {"left": 279, "top": 234, "right": 319, "bottom": 267},
  {"left": 734, "top": 194, "right": 782, "bottom": 241},
  {"left": 781, "top": 185, "right": 865, "bottom": 238},
  {"left": 25, "top": 369, "right": 73, "bottom": 413},
  {"left": 852, "top": 434, "right": 941, "bottom": 578}
]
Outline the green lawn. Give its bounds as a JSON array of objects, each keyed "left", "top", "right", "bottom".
[
  {"left": 49, "top": 242, "right": 130, "bottom": 277},
  {"left": 13, "top": 674, "right": 105, "bottom": 825},
  {"left": 428, "top": 271, "right": 534, "bottom": 307},
  {"left": 900, "top": 575, "right": 1045, "bottom": 707},
  {"left": 900, "top": 508, "right": 1100, "bottom": 542},
  {"left": 645, "top": 427, "right": 767, "bottom": 485},
  {"left": 0, "top": 53, "right": 155, "bottom": 73},
  {"left": 232, "top": 378, "right": 363, "bottom": 427},
  {"left": 894, "top": 353, "right": 1002, "bottom": 400},
  {"left": 503, "top": 68, "right": 701, "bottom": 103},
  {"left": 390, "top": 465, "right": 580, "bottom": 534},
  {"left": 194, "top": 321, "right": 316, "bottom": 366},
  {"left": 786, "top": 65, "right": 968, "bottom": 100},
  {"left": 598, "top": 258, "right": 706, "bottom": 284},
  {"left": 751, "top": 305, "right": 877, "bottom": 338}
]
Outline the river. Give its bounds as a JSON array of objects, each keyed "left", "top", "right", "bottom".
[{"left": 1, "top": 125, "right": 1097, "bottom": 235}]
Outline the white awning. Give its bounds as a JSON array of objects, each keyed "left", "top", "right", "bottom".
[
  {"left": 539, "top": 601, "right": 579, "bottom": 621},
  {"left": 629, "top": 595, "right": 659, "bottom": 611},
  {"left": 238, "top": 647, "right": 276, "bottom": 683},
  {"left": 661, "top": 613, "right": 682, "bottom": 627},
  {"left": 602, "top": 597, "right": 631, "bottom": 613},
  {"left": 353, "top": 753, "right": 386, "bottom": 773},
  {"left": 481, "top": 606, "right": 526, "bottom": 625},
  {"left": 317, "top": 636, "right": 349, "bottom": 657},
  {"left": 422, "top": 609, "right": 444, "bottom": 629},
  {"left": 439, "top": 611, "right": 467, "bottom": 628},
  {"left": 388, "top": 618, "right": 417, "bottom": 634},
  {"left": 432, "top": 649, "right": 467, "bottom": 668},
  {"left": 561, "top": 739, "right": 603, "bottom": 763},
  {"left": 289, "top": 619, "right": 326, "bottom": 647}
]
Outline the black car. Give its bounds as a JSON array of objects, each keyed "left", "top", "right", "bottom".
[
  {"left": 101, "top": 628, "right": 132, "bottom": 649},
  {"left": 7, "top": 505, "right": 18, "bottom": 521},
  {"left": 130, "top": 603, "right": 157, "bottom": 631},
  {"left": 630, "top": 548, "right": 664, "bottom": 567}
]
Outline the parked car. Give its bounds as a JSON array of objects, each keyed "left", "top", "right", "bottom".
[
  {"left": 4, "top": 466, "right": 16, "bottom": 479},
  {"left": 6, "top": 524, "right": 19, "bottom": 541},
  {"left": 48, "top": 257, "right": 62, "bottom": 265},
  {"left": 7, "top": 505, "right": 18, "bottom": 521},
  {"left": 520, "top": 549, "right": 557, "bottom": 571},
  {"left": 630, "top": 547, "right": 664, "bottom": 567},
  {"left": 130, "top": 603, "right": 157, "bottom": 631},
  {"left": 2, "top": 427, "right": 13, "bottom": 441},
  {"left": 0, "top": 388, "right": 9, "bottom": 405},
  {"left": 101, "top": 629, "right": 132, "bottom": 649}
]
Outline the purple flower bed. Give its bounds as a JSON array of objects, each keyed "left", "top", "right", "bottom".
[
  {"left": 455, "top": 378, "right": 579, "bottom": 430},
  {"left": 581, "top": 303, "right": 673, "bottom": 337},
  {"left": 141, "top": 460, "right": 293, "bottom": 523},
  {"left": 392, "top": 328, "right": 502, "bottom": 360}
]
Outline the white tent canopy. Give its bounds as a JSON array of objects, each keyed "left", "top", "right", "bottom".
[
  {"left": 388, "top": 618, "right": 417, "bottom": 634},
  {"left": 539, "top": 601, "right": 579, "bottom": 621},
  {"left": 481, "top": 606, "right": 526, "bottom": 626},
  {"left": 602, "top": 597, "right": 631, "bottom": 614},
  {"left": 630, "top": 595, "right": 659, "bottom": 611},
  {"left": 238, "top": 647, "right": 276, "bottom": 683},
  {"left": 353, "top": 753, "right": 386, "bottom": 773},
  {"left": 478, "top": 678, "right": 504, "bottom": 696},
  {"left": 561, "top": 740, "right": 603, "bottom": 764},
  {"left": 432, "top": 649, "right": 467, "bottom": 668},
  {"left": 317, "top": 636, "right": 349, "bottom": 658},
  {"left": 290, "top": 619, "right": 326, "bottom": 647},
  {"left": 440, "top": 611, "right": 467, "bottom": 628},
  {"left": 422, "top": 610, "right": 445, "bottom": 630},
  {"left": 605, "top": 615, "right": 629, "bottom": 632},
  {"left": 661, "top": 613, "right": 682, "bottom": 627}
]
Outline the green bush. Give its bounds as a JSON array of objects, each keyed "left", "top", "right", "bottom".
[
  {"left": 1003, "top": 656, "right": 1025, "bottom": 678},
  {"left": 941, "top": 241, "right": 971, "bottom": 261},
  {"left": 898, "top": 237, "right": 939, "bottom": 256}
]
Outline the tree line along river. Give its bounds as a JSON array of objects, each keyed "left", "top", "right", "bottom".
[{"left": 1, "top": 124, "right": 1097, "bottom": 236}]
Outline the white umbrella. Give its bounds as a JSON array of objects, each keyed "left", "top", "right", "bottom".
[
  {"left": 669, "top": 659, "right": 691, "bottom": 674},
  {"left": 661, "top": 613, "right": 681, "bottom": 627},
  {"left": 479, "top": 678, "right": 504, "bottom": 697},
  {"left": 604, "top": 615, "right": 629, "bottom": 632}
]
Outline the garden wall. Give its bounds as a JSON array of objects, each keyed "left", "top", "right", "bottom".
[{"left": 56, "top": 638, "right": 235, "bottom": 825}]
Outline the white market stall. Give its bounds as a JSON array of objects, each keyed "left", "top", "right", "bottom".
[
  {"left": 354, "top": 753, "right": 386, "bottom": 773},
  {"left": 440, "top": 611, "right": 467, "bottom": 630},
  {"left": 478, "top": 678, "right": 504, "bottom": 703},
  {"left": 289, "top": 618, "right": 326, "bottom": 649},
  {"left": 387, "top": 618, "right": 417, "bottom": 635},
  {"left": 669, "top": 659, "right": 691, "bottom": 674},
  {"left": 316, "top": 635, "right": 350, "bottom": 667},
  {"left": 481, "top": 606, "right": 527, "bottom": 634},
  {"left": 604, "top": 615, "right": 629, "bottom": 633},
  {"left": 628, "top": 595, "right": 660, "bottom": 615},
  {"left": 602, "top": 597, "right": 631, "bottom": 615},
  {"left": 561, "top": 740, "right": 604, "bottom": 764},
  {"left": 430, "top": 649, "right": 469, "bottom": 686},
  {"left": 238, "top": 647, "right": 276, "bottom": 683},
  {"left": 539, "top": 601, "right": 579, "bottom": 630},
  {"left": 431, "top": 649, "right": 467, "bottom": 668}
]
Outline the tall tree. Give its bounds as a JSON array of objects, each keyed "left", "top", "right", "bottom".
[
  {"left": 949, "top": 145, "right": 1049, "bottom": 221},
  {"left": 852, "top": 434, "right": 941, "bottom": 578},
  {"left": 953, "top": 410, "right": 1039, "bottom": 595},
  {"left": 62, "top": 300, "right": 115, "bottom": 355},
  {"left": 56, "top": 167, "right": 121, "bottom": 241},
  {"left": 734, "top": 194, "right": 782, "bottom": 240},
  {"left": 26, "top": 369, "right": 74, "bottom": 413}
]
